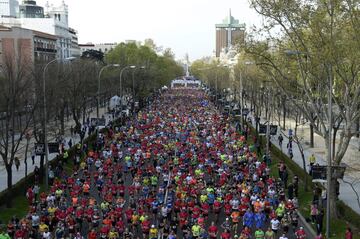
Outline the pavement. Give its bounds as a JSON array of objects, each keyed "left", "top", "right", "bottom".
[
  {"left": 247, "top": 112, "right": 360, "bottom": 215},
  {"left": 0, "top": 106, "right": 111, "bottom": 193}
]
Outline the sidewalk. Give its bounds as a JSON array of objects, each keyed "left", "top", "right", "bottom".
[
  {"left": 0, "top": 107, "right": 111, "bottom": 193},
  {"left": 248, "top": 113, "right": 360, "bottom": 214}
]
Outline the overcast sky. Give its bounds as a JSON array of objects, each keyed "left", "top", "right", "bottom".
[{"left": 37, "top": 0, "right": 262, "bottom": 61}]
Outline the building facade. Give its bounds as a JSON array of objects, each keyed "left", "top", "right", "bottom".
[
  {"left": 33, "top": 30, "right": 57, "bottom": 61},
  {"left": 0, "top": 0, "right": 78, "bottom": 59},
  {"left": 0, "top": 25, "right": 58, "bottom": 67},
  {"left": 0, "top": 0, "right": 18, "bottom": 18},
  {"left": 215, "top": 10, "right": 245, "bottom": 57},
  {"left": 69, "top": 27, "right": 80, "bottom": 57},
  {"left": 79, "top": 42, "right": 118, "bottom": 55},
  {"left": 19, "top": 0, "right": 43, "bottom": 18}
]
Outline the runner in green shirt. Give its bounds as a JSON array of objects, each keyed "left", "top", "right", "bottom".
[
  {"left": 255, "top": 228, "right": 265, "bottom": 239},
  {"left": 265, "top": 227, "right": 275, "bottom": 239},
  {"left": 0, "top": 231, "right": 11, "bottom": 239}
]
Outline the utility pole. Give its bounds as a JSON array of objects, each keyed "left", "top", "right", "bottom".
[
  {"left": 326, "top": 63, "right": 333, "bottom": 239},
  {"left": 239, "top": 70, "right": 244, "bottom": 129}
]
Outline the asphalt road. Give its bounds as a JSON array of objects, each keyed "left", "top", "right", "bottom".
[{"left": 54, "top": 89, "right": 314, "bottom": 239}]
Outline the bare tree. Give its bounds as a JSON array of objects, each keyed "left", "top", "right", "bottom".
[
  {"left": 247, "top": 0, "right": 360, "bottom": 218},
  {"left": 0, "top": 43, "right": 35, "bottom": 207}
]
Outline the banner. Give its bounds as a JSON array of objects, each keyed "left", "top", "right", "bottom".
[
  {"left": 90, "top": 118, "right": 106, "bottom": 127},
  {"left": 34, "top": 143, "right": 45, "bottom": 156},
  {"left": 242, "top": 108, "right": 249, "bottom": 116},
  {"left": 259, "top": 124, "right": 267, "bottom": 134},
  {"left": 312, "top": 166, "right": 327, "bottom": 180},
  {"left": 270, "top": 125, "right": 278, "bottom": 135},
  {"left": 48, "top": 142, "right": 60, "bottom": 154}
]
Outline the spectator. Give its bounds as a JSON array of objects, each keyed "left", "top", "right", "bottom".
[
  {"left": 345, "top": 227, "right": 353, "bottom": 239},
  {"left": 14, "top": 157, "right": 20, "bottom": 171},
  {"left": 310, "top": 203, "right": 318, "bottom": 224},
  {"left": 316, "top": 209, "right": 324, "bottom": 235},
  {"left": 31, "top": 150, "right": 36, "bottom": 165},
  {"left": 308, "top": 154, "right": 316, "bottom": 175},
  {"left": 278, "top": 134, "right": 283, "bottom": 148}
]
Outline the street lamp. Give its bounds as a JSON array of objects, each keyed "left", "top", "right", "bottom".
[
  {"left": 285, "top": 49, "right": 332, "bottom": 238},
  {"left": 261, "top": 80, "right": 272, "bottom": 158},
  {"left": 97, "top": 64, "right": 120, "bottom": 118},
  {"left": 238, "top": 61, "right": 253, "bottom": 129},
  {"left": 119, "top": 65, "right": 136, "bottom": 103},
  {"left": 197, "top": 65, "right": 222, "bottom": 104},
  {"left": 42, "top": 56, "right": 76, "bottom": 190},
  {"left": 132, "top": 66, "right": 146, "bottom": 100}
]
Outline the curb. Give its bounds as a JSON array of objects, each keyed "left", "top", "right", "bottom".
[{"left": 297, "top": 210, "right": 318, "bottom": 237}]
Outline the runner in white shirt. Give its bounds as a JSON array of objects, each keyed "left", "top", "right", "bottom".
[
  {"left": 279, "top": 233, "right": 288, "bottom": 239},
  {"left": 270, "top": 218, "right": 280, "bottom": 234},
  {"left": 230, "top": 198, "right": 240, "bottom": 210}
]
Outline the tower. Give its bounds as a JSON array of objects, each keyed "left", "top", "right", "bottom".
[
  {"left": 45, "top": 0, "right": 68, "bottom": 26},
  {"left": 215, "top": 9, "right": 246, "bottom": 57},
  {"left": 19, "top": 0, "right": 44, "bottom": 18}
]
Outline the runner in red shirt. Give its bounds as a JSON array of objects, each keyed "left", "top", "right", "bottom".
[
  {"left": 220, "top": 229, "right": 231, "bottom": 239},
  {"left": 208, "top": 221, "right": 218, "bottom": 239}
]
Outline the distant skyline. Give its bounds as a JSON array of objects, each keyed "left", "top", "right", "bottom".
[{"left": 37, "top": 0, "right": 263, "bottom": 61}]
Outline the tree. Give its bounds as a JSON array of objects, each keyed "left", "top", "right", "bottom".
[
  {"left": 0, "top": 44, "right": 35, "bottom": 207},
  {"left": 105, "top": 41, "right": 183, "bottom": 103},
  {"left": 81, "top": 49, "right": 104, "bottom": 63},
  {"left": 163, "top": 48, "right": 175, "bottom": 60},
  {"left": 247, "top": 0, "right": 360, "bottom": 218},
  {"left": 66, "top": 60, "right": 97, "bottom": 133}
]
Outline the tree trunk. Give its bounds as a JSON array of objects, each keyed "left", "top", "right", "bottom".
[
  {"left": 282, "top": 96, "right": 286, "bottom": 130},
  {"left": 5, "top": 164, "right": 13, "bottom": 208},
  {"left": 39, "top": 155, "right": 44, "bottom": 183},
  {"left": 332, "top": 127, "right": 338, "bottom": 162},
  {"left": 329, "top": 178, "right": 339, "bottom": 218},
  {"left": 24, "top": 139, "right": 29, "bottom": 179},
  {"left": 60, "top": 104, "right": 65, "bottom": 136},
  {"left": 299, "top": 147, "right": 308, "bottom": 191},
  {"left": 82, "top": 105, "right": 86, "bottom": 125},
  {"left": 310, "top": 123, "right": 314, "bottom": 148}
]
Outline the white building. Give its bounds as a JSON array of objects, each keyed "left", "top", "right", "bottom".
[
  {"left": 79, "top": 42, "right": 118, "bottom": 55},
  {"left": 0, "top": 0, "right": 18, "bottom": 18},
  {"left": 0, "top": 0, "right": 78, "bottom": 59},
  {"left": 69, "top": 27, "right": 80, "bottom": 57}
]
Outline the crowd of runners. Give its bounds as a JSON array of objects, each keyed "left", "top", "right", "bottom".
[{"left": 1, "top": 89, "right": 309, "bottom": 239}]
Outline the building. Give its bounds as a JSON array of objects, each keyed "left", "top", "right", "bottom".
[
  {"left": 0, "top": 0, "right": 78, "bottom": 59},
  {"left": 69, "top": 27, "right": 80, "bottom": 57},
  {"left": 215, "top": 9, "right": 245, "bottom": 57},
  {"left": 33, "top": 30, "right": 57, "bottom": 61},
  {"left": 0, "top": 25, "right": 57, "bottom": 67},
  {"left": 79, "top": 42, "right": 117, "bottom": 55},
  {"left": 19, "top": 0, "right": 44, "bottom": 18},
  {"left": 0, "top": 0, "right": 18, "bottom": 18}
]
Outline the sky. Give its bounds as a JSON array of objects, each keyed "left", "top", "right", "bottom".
[{"left": 37, "top": 0, "right": 262, "bottom": 61}]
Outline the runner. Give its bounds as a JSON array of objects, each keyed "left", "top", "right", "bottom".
[{"left": 8, "top": 88, "right": 309, "bottom": 239}]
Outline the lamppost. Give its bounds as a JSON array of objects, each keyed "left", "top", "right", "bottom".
[
  {"left": 239, "top": 61, "right": 253, "bottom": 128},
  {"left": 97, "top": 64, "right": 120, "bottom": 118},
  {"left": 326, "top": 63, "right": 333, "bottom": 239},
  {"left": 42, "top": 56, "right": 76, "bottom": 190},
  {"left": 259, "top": 80, "right": 272, "bottom": 158},
  {"left": 196, "top": 65, "right": 222, "bottom": 105},
  {"left": 285, "top": 49, "right": 333, "bottom": 238},
  {"left": 119, "top": 65, "right": 136, "bottom": 101},
  {"left": 132, "top": 66, "right": 146, "bottom": 100}
]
